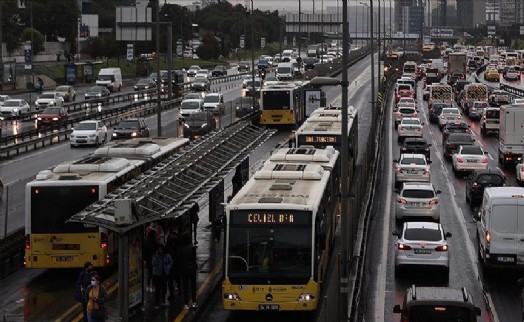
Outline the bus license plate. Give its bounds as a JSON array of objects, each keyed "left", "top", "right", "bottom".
[
  {"left": 496, "top": 256, "right": 515, "bottom": 263},
  {"left": 55, "top": 256, "right": 74, "bottom": 262},
  {"left": 259, "top": 304, "right": 280, "bottom": 311}
]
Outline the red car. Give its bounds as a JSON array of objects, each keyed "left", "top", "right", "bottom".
[
  {"left": 395, "top": 89, "right": 414, "bottom": 103},
  {"left": 37, "top": 106, "right": 68, "bottom": 127}
]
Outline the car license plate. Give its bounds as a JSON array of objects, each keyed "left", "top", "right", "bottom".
[
  {"left": 55, "top": 256, "right": 74, "bottom": 262},
  {"left": 496, "top": 256, "right": 515, "bottom": 263},
  {"left": 259, "top": 304, "right": 280, "bottom": 311},
  {"left": 467, "top": 160, "right": 478, "bottom": 163},
  {"left": 414, "top": 249, "right": 432, "bottom": 254},
  {"left": 407, "top": 170, "right": 418, "bottom": 174},
  {"left": 77, "top": 140, "right": 87, "bottom": 143},
  {"left": 409, "top": 202, "right": 420, "bottom": 206}
]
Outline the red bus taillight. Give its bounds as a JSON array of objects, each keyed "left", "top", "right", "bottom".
[
  {"left": 101, "top": 232, "right": 108, "bottom": 248},
  {"left": 25, "top": 234, "right": 31, "bottom": 250}
]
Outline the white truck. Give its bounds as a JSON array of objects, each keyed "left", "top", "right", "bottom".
[
  {"left": 499, "top": 104, "right": 524, "bottom": 167},
  {"left": 447, "top": 52, "right": 467, "bottom": 76}
]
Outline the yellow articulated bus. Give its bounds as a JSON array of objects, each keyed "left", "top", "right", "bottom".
[
  {"left": 259, "top": 81, "right": 308, "bottom": 127},
  {"left": 223, "top": 153, "right": 339, "bottom": 312},
  {"left": 25, "top": 138, "right": 189, "bottom": 269}
]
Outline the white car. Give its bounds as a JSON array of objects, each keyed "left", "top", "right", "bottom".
[
  {"left": 516, "top": 157, "right": 524, "bottom": 184},
  {"left": 452, "top": 145, "right": 488, "bottom": 175},
  {"left": 398, "top": 118, "right": 424, "bottom": 141},
  {"left": 35, "top": 91, "right": 64, "bottom": 110},
  {"left": 70, "top": 120, "right": 108, "bottom": 147},
  {"left": 396, "top": 97, "right": 416, "bottom": 107},
  {"left": 196, "top": 69, "right": 209, "bottom": 79},
  {"left": 186, "top": 65, "right": 201, "bottom": 77},
  {"left": 180, "top": 98, "right": 204, "bottom": 118},
  {"left": 394, "top": 106, "right": 417, "bottom": 128},
  {"left": 394, "top": 153, "right": 431, "bottom": 188},
  {"left": 438, "top": 107, "right": 462, "bottom": 128},
  {"left": 514, "top": 98, "right": 524, "bottom": 105},
  {"left": 0, "top": 99, "right": 30, "bottom": 118}
]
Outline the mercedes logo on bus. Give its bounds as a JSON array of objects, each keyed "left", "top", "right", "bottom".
[{"left": 265, "top": 293, "right": 273, "bottom": 302}]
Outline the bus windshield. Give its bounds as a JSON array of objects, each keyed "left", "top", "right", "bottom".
[
  {"left": 262, "top": 91, "right": 291, "bottom": 109},
  {"left": 227, "top": 211, "right": 312, "bottom": 284},
  {"left": 30, "top": 186, "right": 99, "bottom": 233}
]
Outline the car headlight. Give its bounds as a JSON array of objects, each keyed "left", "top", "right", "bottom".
[
  {"left": 70, "top": 134, "right": 75, "bottom": 138},
  {"left": 49, "top": 102, "right": 55, "bottom": 106},
  {"left": 112, "top": 133, "right": 117, "bottom": 137},
  {"left": 96, "top": 94, "right": 102, "bottom": 97},
  {"left": 134, "top": 86, "right": 138, "bottom": 90},
  {"left": 13, "top": 108, "right": 18, "bottom": 112},
  {"left": 37, "top": 117, "right": 42, "bottom": 120},
  {"left": 52, "top": 117, "right": 59, "bottom": 121},
  {"left": 236, "top": 106, "right": 240, "bottom": 110},
  {"left": 201, "top": 123, "right": 207, "bottom": 128},
  {"left": 184, "top": 123, "right": 189, "bottom": 129},
  {"left": 131, "top": 132, "right": 138, "bottom": 137},
  {"left": 89, "top": 134, "right": 96, "bottom": 137}
]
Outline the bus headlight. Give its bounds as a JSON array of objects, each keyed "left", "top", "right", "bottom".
[
  {"left": 297, "top": 293, "right": 315, "bottom": 302},
  {"left": 184, "top": 123, "right": 190, "bottom": 129},
  {"left": 223, "top": 293, "right": 241, "bottom": 301}
]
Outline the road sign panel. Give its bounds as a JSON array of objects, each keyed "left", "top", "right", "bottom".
[{"left": 261, "top": 37, "right": 265, "bottom": 49}]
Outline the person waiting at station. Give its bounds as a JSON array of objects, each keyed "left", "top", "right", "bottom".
[
  {"left": 75, "top": 261, "right": 98, "bottom": 322},
  {"left": 152, "top": 244, "right": 173, "bottom": 308},
  {"left": 180, "top": 233, "right": 198, "bottom": 310},
  {"left": 165, "top": 229, "right": 183, "bottom": 300}
]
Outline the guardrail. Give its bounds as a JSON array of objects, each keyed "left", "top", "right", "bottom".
[{"left": 500, "top": 83, "right": 524, "bottom": 98}]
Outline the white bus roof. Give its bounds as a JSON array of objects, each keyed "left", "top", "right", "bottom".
[
  {"left": 228, "top": 162, "right": 330, "bottom": 211},
  {"left": 94, "top": 137, "right": 189, "bottom": 160},
  {"left": 267, "top": 146, "right": 339, "bottom": 171},
  {"left": 31, "top": 156, "right": 144, "bottom": 184},
  {"left": 296, "top": 106, "right": 357, "bottom": 135}
]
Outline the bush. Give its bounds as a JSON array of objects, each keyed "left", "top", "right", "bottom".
[{"left": 196, "top": 44, "right": 219, "bottom": 60}]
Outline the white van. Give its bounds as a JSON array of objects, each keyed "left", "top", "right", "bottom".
[
  {"left": 276, "top": 62, "right": 293, "bottom": 81},
  {"left": 475, "top": 187, "right": 524, "bottom": 271},
  {"left": 96, "top": 68, "right": 123, "bottom": 92}
]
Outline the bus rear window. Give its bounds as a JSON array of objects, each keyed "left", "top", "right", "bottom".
[
  {"left": 31, "top": 186, "right": 99, "bottom": 233},
  {"left": 409, "top": 305, "right": 474, "bottom": 321},
  {"left": 262, "top": 91, "right": 290, "bottom": 109}
]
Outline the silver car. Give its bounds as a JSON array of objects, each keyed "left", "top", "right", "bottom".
[
  {"left": 469, "top": 100, "right": 488, "bottom": 120},
  {"left": 394, "top": 221, "right": 452, "bottom": 277},
  {"left": 395, "top": 182, "right": 441, "bottom": 222},
  {"left": 438, "top": 107, "right": 462, "bottom": 128},
  {"left": 452, "top": 145, "right": 488, "bottom": 174},
  {"left": 394, "top": 106, "right": 417, "bottom": 128},
  {"left": 398, "top": 117, "right": 424, "bottom": 141},
  {"left": 394, "top": 153, "right": 431, "bottom": 188}
]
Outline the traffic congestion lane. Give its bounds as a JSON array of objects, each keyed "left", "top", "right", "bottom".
[{"left": 365, "top": 82, "right": 491, "bottom": 322}]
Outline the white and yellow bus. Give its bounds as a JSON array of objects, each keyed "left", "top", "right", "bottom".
[{"left": 259, "top": 81, "right": 308, "bottom": 127}]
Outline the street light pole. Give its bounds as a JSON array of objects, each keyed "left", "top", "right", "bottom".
[
  {"left": 155, "top": 0, "right": 162, "bottom": 136},
  {"left": 251, "top": 0, "right": 256, "bottom": 113},
  {"left": 298, "top": 0, "right": 301, "bottom": 58},
  {"left": 370, "top": 0, "right": 375, "bottom": 120},
  {"left": 339, "top": 0, "right": 350, "bottom": 320}
]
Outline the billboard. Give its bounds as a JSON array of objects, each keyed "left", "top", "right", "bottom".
[
  {"left": 487, "top": 26, "right": 496, "bottom": 36},
  {"left": 304, "top": 89, "right": 322, "bottom": 117},
  {"left": 431, "top": 29, "right": 454, "bottom": 37}
]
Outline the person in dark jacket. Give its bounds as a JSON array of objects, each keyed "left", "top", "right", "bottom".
[
  {"left": 75, "top": 261, "right": 97, "bottom": 322},
  {"left": 180, "top": 234, "right": 198, "bottom": 310},
  {"left": 152, "top": 244, "right": 173, "bottom": 308},
  {"left": 85, "top": 275, "right": 107, "bottom": 322},
  {"left": 165, "top": 229, "right": 183, "bottom": 300},
  {"left": 144, "top": 227, "right": 158, "bottom": 293}
]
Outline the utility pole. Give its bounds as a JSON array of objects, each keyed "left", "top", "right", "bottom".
[
  {"left": 0, "top": 2, "right": 3, "bottom": 86},
  {"left": 298, "top": 0, "right": 301, "bottom": 58},
  {"left": 155, "top": 0, "right": 162, "bottom": 136},
  {"left": 251, "top": 0, "right": 256, "bottom": 114}
]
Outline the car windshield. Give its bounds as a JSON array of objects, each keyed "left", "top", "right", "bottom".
[
  {"left": 75, "top": 122, "right": 97, "bottom": 130},
  {"left": 184, "top": 94, "right": 201, "bottom": 100},
  {"left": 181, "top": 101, "right": 201, "bottom": 110},
  {"left": 401, "top": 158, "right": 426, "bottom": 165},
  {"left": 399, "top": 108, "right": 415, "bottom": 113},
  {"left": 277, "top": 67, "right": 292, "bottom": 73},
  {"left": 98, "top": 75, "right": 114, "bottom": 81},
  {"left": 402, "top": 189, "right": 435, "bottom": 198},
  {"left": 194, "top": 79, "right": 206, "bottom": 84},
  {"left": 474, "top": 102, "right": 488, "bottom": 108},
  {"left": 3, "top": 100, "right": 19, "bottom": 107},
  {"left": 204, "top": 96, "right": 220, "bottom": 103},
  {"left": 117, "top": 120, "right": 139, "bottom": 129},
  {"left": 403, "top": 228, "right": 441, "bottom": 241},
  {"left": 402, "top": 119, "right": 420, "bottom": 125},
  {"left": 443, "top": 109, "right": 459, "bottom": 115},
  {"left": 461, "top": 146, "right": 483, "bottom": 155},
  {"left": 42, "top": 107, "right": 61, "bottom": 114},
  {"left": 477, "top": 174, "right": 504, "bottom": 185},
  {"left": 186, "top": 112, "right": 209, "bottom": 121},
  {"left": 405, "top": 141, "right": 425, "bottom": 147},
  {"left": 214, "top": 66, "right": 225, "bottom": 71},
  {"left": 39, "top": 94, "right": 55, "bottom": 99},
  {"left": 246, "top": 81, "right": 261, "bottom": 87},
  {"left": 88, "top": 87, "right": 103, "bottom": 93},
  {"left": 138, "top": 79, "right": 152, "bottom": 85},
  {"left": 55, "top": 86, "right": 69, "bottom": 92}
]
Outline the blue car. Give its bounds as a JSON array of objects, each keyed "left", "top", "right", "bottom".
[{"left": 257, "top": 59, "right": 270, "bottom": 70}]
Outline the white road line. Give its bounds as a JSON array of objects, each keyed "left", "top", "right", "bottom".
[{"left": 376, "top": 94, "right": 393, "bottom": 322}]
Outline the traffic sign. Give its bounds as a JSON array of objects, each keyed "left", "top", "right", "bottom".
[
  {"left": 127, "top": 44, "right": 134, "bottom": 62},
  {"left": 240, "top": 35, "right": 245, "bottom": 49},
  {"left": 176, "top": 40, "right": 183, "bottom": 56},
  {"left": 520, "top": 26, "right": 524, "bottom": 35},
  {"left": 487, "top": 25, "right": 496, "bottom": 36},
  {"left": 283, "top": 36, "right": 287, "bottom": 47},
  {"left": 292, "top": 36, "right": 296, "bottom": 47},
  {"left": 261, "top": 37, "right": 265, "bottom": 49}
]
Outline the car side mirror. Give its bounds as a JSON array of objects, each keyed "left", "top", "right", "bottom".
[
  {"left": 421, "top": 122, "right": 424, "bottom": 125},
  {"left": 392, "top": 230, "right": 400, "bottom": 237},
  {"left": 445, "top": 232, "right": 452, "bottom": 238},
  {"left": 393, "top": 159, "right": 397, "bottom": 163},
  {"left": 393, "top": 188, "right": 399, "bottom": 193},
  {"left": 428, "top": 160, "right": 432, "bottom": 164},
  {"left": 475, "top": 307, "right": 481, "bottom": 316},
  {"left": 472, "top": 138, "right": 476, "bottom": 142},
  {"left": 393, "top": 304, "right": 402, "bottom": 313},
  {"left": 436, "top": 189, "right": 442, "bottom": 194},
  {"left": 484, "top": 151, "right": 488, "bottom": 154},
  {"left": 71, "top": 128, "right": 74, "bottom": 131},
  {"left": 428, "top": 143, "right": 432, "bottom": 147}
]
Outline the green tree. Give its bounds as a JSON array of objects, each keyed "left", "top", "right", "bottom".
[
  {"left": 195, "top": 44, "right": 215, "bottom": 60},
  {"left": 87, "top": 0, "right": 116, "bottom": 29},
  {"left": 1, "top": 0, "right": 22, "bottom": 53},
  {"left": 86, "top": 37, "right": 105, "bottom": 59},
  {"left": 20, "top": 28, "right": 45, "bottom": 55},
  {"left": 201, "top": 31, "right": 220, "bottom": 59}
]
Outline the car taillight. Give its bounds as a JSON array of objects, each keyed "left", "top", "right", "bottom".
[
  {"left": 429, "top": 199, "right": 438, "bottom": 205},
  {"left": 440, "top": 115, "right": 445, "bottom": 119},
  {"left": 425, "top": 147, "right": 430, "bottom": 151},
  {"left": 521, "top": 165, "right": 524, "bottom": 171},
  {"left": 482, "top": 158, "right": 488, "bottom": 163},
  {"left": 486, "top": 231, "right": 491, "bottom": 245},
  {"left": 101, "top": 232, "right": 108, "bottom": 248},
  {"left": 457, "top": 157, "right": 464, "bottom": 163},
  {"left": 418, "top": 127, "right": 422, "bottom": 131},
  {"left": 401, "top": 147, "right": 407, "bottom": 151},
  {"left": 435, "top": 245, "right": 448, "bottom": 251},
  {"left": 398, "top": 198, "right": 408, "bottom": 204},
  {"left": 397, "top": 243, "right": 412, "bottom": 250},
  {"left": 396, "top": 167, "right": 403, "bottom": 174},
  {"left": 472, "top": 182, "right": 478, "bottom": 191},
  {"left": 396, "top": 112, "right": 401, "bottom": 116},
  {"left": 399, "top": 126, "right": 404, "bottom": 131},
  {"left": 25, "top": 234, "right": 30, "bottom": 250},
  {"left": 413, "top": 112, "right": 418, "bottom": 117},
  {"left": 424, "top": 168, "right": 430, "bottom": 174}
]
